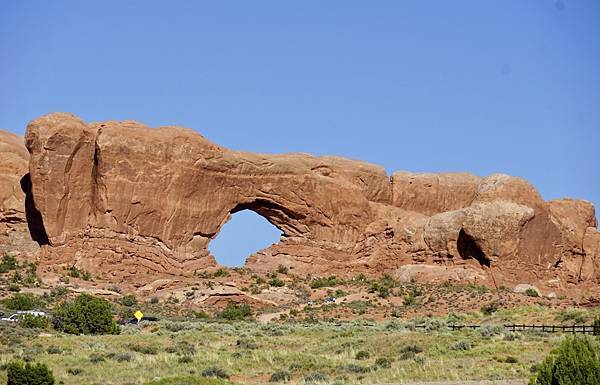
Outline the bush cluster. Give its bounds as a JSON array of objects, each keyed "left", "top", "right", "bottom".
[
  {"left": 53, "top": 293, "right": 119, "bottom": 335},
  {"left": 19, "top": 314, "right": 50, "bottom": 329},
  {"left": 310, "top": 276, "right": 341, "bottom": 289},
  {"left": 529, "top": 335, "right": 600, "bottom": 385},
  {"left": 0, "top": 255, "right": 18, "bottom": 273},
  {"left": 6, "top": 361, "right": 54, "bottom": 385},
  {"left": 269, "top": 369, "right": 292, "bottom": 382},
  {"left": 480, "top": 301, "right": 500, "bottom": 315},
  {"left": 1, "top": 293, "right": 41, "bottom": 310},
  {"left": 218, "top": 302, "right": 253, "bottom": 321}
]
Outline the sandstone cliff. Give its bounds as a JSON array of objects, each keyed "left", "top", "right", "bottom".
[
  {"left": 14, "top": 113, "right": 600, "bottom": 291},
  {"left": 0, "top": 130, "right": 39, "bottom": 256}
]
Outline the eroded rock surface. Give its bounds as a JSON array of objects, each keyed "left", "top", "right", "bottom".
[
  {"left": 0, "top": 130, "right": 38, "bottom": 256},
  {"left": 19, "top": 113, "right": 600, "bottom": 291}
]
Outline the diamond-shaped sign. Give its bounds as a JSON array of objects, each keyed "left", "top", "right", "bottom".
[{"left": 134, "top": 310, "right": 143, "bottom": 321}]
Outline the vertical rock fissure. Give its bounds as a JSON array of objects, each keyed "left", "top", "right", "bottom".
[{"left": 20, "top": 173, "right": 49, "bottom": 246}]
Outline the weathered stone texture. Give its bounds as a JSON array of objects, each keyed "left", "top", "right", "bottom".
[
  {"left": 14, "top": 113, "right": 599, "bottom": 290},
  {"left": 0, "top": 130, "right": 39, "bottom": 255}
]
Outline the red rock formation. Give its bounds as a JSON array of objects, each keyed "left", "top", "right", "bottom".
[
  {"left": 0, "top": 130, "right": 38, "bottom": 256},
  {"left": 20, "top": 113, "right": 599, "bottom": 292}
]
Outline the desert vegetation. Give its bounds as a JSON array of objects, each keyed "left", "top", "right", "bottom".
[{"left": 2, "top": 262, "right": 600, "bottom": 384}]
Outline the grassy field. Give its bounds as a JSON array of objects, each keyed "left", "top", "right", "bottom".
[
  {"left": 1, "top": 258, "right": 599, "bottom": 384},
  {"left": 0, "top": 312, "right": 586, "bottom": 385}
]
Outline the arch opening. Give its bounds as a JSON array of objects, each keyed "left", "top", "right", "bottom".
[
  {"left": 208, "top": 209, "right": 282, "bottom": 267},
  {"left": 457, "top": 228, "right": 490, "bottom": 267}
]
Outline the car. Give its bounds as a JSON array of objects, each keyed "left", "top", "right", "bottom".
[
  {"left": 1, "top": 314, "right": 19, "bottom": 322},
  {"left": 1, "top": 310, "right": 47, "bottom": 322},
  {"left": 119, "top": 315, "right": 160, "bottom": 325}
]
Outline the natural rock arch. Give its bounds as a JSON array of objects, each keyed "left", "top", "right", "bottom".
[
  {"left": 17, "top": 112, "right": 600, "bottom": 289},
  {"left": 209, "top": 207, "right": 283, "bottom": 267}
]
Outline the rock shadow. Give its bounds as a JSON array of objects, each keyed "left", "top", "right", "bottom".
[
  {"left": 457, "top": 228, "right": 490, "bottom": 267},
  {"left": 20, "top": 173, "right": 49, "bottom": 245}
]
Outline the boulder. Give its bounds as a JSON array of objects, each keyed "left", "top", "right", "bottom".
[
  {"left": 0, "top": 130, "right": 38, "bottom": 256},
  {"left": 513, "top": 284, "right": 541, "bottom": 296}
]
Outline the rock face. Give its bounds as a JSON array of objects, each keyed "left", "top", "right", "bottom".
[
  {"left": 18, "top": 113, "right": 600, "bottom": 290},
  {"left": 0, "top": 130, "right": 38, "bottom": 256}
]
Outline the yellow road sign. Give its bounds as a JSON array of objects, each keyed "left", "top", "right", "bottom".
[{"left": 134, "top": 310, "right": 143, "bottom": 321}]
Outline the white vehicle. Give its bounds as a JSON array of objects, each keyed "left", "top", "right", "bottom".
[{"left": 1, "top": 310, "right": 47, "bottom": 322}]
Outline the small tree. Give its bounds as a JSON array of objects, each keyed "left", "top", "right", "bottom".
[
  {"left": 19, "top": 314, "right": 50, "bottom": 329},
  {"left": 529, "top": 335, "right": 600, "bottom": 385},
  {"left": 53, "top": 293, "right": 119, "bottom": 335},
  {"left": 7, "top": 361, "right": 54, "bottom": 385},
  {"left": 217, "top": 302, "right": 253, "bottom": 320},
  {"left": 1, "top": 293, "right": 40, "bottom": 310},
  {"left": 593, "top": 316, "right": 600, "bottom": 336}
]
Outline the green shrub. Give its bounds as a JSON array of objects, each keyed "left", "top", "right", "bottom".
[
  {"left": 399, "top": 344, "right": 423, "bottom": 360},
  {"left": 400, "top": 344, "right": 423, "bottom": 354},
  {"left": 504, "top": 356, "right": 519, "bottom": 363},
  {"left": 119, "top": 294, "right": 137, "bottom": 307},
  {"left": 368, "top": 275, "right": 397, "bottom": 298},
  {"left": 269, "top": 369, "right": 292, "bottom": 382},
  {"left": 143, "top": 376, "right": 232, "bottom": 385},
  {"left": 65, "top": 265, "right": 91, "bottom": 280},
  {"left": 276, "top": 265, "right": 289, "bottom": 275},
  {"left": 212, "top": 268, "right": 230, "bottom": 278},
  {"left": 127, "top": 343, "right": 158, "bottom": 355},
  {"left": 24, "top": 263, "right": 42, "bottom": 286},
  {"left": 594, "top": 316, "right": 600, "bottom": 336},
  {"left": 480, "top": 301, "right": 499, "bottom": 315},
  {"left": 46, "top": 346, "right": 62, "bottom": 355},
  {"left": 113, "top": 352, "right": 133, "bottom": 362},
  {"left": 201, "top": 367, "right": 229, "bottom": 379},
  {"left": 403, "top": 294, "right": 417, "bottom": 306},
  {"left": 344, "top": 363, "right": 370, "bottom": 373},
  {"left": 19, "top": 314, "right": 50, "bottom": 329},
  {"left": 268, "top": 277, "right": 285, "bottom": 287},
  {"left": 310, "top": 276, "right": 340, "bottom": 289},
  {"left": 304, "top": 372, "right": 328, "bottom": 383},
  {"left": 449, "top": 340, "right": 472, "bottom": 351},
  {"left": 525, "top": 288, "right": 539, "bottom": 297},
  {"left": 66, "top": 367, "right": 83, "bottom": 376},
  {"left": 178, "top": 355, "right": 193, "bottom": 363},
  {"left": 217, "top": 302, "right": 252, "bottom": 321},
  {"left": 53, "top": 293, "right": 119, "bottom": 335},
  {"left": 480, "top": 324, "right": 504, "bottom": 338},
  {"left": 0, "top": 255, "right": 18, "bottom": 273},
  {"left": 67, "top": 266, "right": 82, "bottom": 278},
  {"left": 193, "top": 310, "right": 209, "bottom": 319},
  {"left": 529, "top": 335, "right": 600, "bottom": 385},
  {"left": 168, "top": 340, "right": 196, "bottom": 356},
  {"left": 8, "top": 283, "right": 21, "bottom": 292},
  {"left": 374, "top": 357, "right": 391, "bottom": 368},
  {"left": 355, "top": 350, "right": 370, "bottom": 360},
  {"left": 89, "top": 353, "right": 105, "bottom": 363},
  {"left": 236, "top": 337, "right": 257, "bottom": 350},
  {"left": 2, "top": 293, "right": 41, "bottom": 310},
  {"left": 555, "top": 310, "right": 587, "bottom": 324},
  {"left": 50, "top": 286, "right": 70, "bottom": 298},
  {"left": 6, "top": 360, "right": 54, "bottom": 385}
]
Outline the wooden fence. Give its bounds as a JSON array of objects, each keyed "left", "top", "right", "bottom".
[{"left": 444, "top": 324, "right": 599, "bottom": 334}]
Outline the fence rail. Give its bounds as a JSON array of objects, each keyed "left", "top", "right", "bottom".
[{"left": 442, "top": 324, "right": 599, "bottom": 334}]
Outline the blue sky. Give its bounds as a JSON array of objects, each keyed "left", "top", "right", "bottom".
[{"left": 1, "top": 1, "right": 598, "bottom": 266}]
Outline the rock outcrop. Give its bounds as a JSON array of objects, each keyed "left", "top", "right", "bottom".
[
  {"left": 0, "top": 130, "right": 38, "bottom": 256},
  {"left": 15, "top": 113, "right": 600, "bottom": 291}
]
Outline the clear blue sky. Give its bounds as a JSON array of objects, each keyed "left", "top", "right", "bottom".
[{"left": 1, "top": 1, "right": 598, "bottom": 266}]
